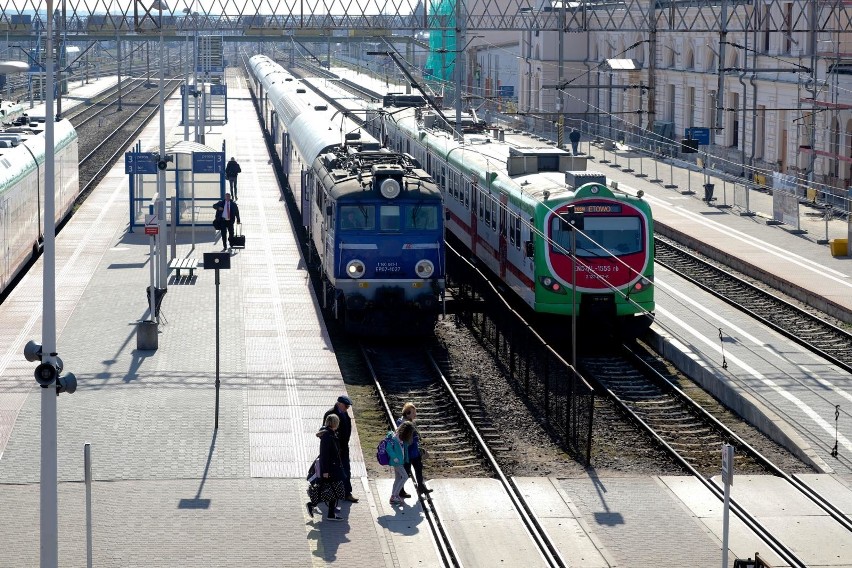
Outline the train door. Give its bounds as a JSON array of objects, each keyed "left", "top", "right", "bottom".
[
  {"left": 323, "top": 193, "right": 334, "bottom": 278},
  {"left": 301, "top": 169, "right": 311, "bottom": 228},
  {"left": 498, "top": 194, "right": 508, "bottom": 278},
  {"left": 469, "top": 178, "right": 478, "bottom": 255},
  {"left": 0, "top": 198, "right": 6, "bottom": 290}
]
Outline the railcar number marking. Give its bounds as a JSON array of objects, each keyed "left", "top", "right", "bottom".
[
  {"left": 577, "top": 265, "right": 620, "bottom": 273},
  {"left": 376, "top": 262, "right": 402, "bottom": 273}
]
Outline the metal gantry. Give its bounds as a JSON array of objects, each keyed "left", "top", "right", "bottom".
[{"left": 2, "top": 0, "right": 851, "bottom": 203}]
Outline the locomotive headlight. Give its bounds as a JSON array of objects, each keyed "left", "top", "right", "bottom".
[
  {"left": 346, "top": 259, "right": 366, "bottom": 279},
  {"left": 379, "top": 178, "right": 402, "bottom": 199},
  {"left": 415, "top": 260, "right": 435, "bottom": 278}
]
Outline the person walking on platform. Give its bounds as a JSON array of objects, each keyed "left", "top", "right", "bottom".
[
  {"left": 306, "top": 414, "right": 347, "bottom": 522},
  {"left": 569, "top": 128, "right": 582, "bottom": 155},
  {"left": 323, "top": 395, "right": 359, "bottom": 503},
  {"left": 212, "top": 192, "right": 241, "bottom": 251},
  {"left": 395, "top": 402, "right": 432, "bottom": 499},
  {"left": 387, "top": 421, "right": 415, "bottom": 506},
  {"left": 225, "top": 157, "right": 242, "bottom": 200}
]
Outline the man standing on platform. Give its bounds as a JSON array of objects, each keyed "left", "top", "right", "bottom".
[
  {"left": 569, "top": 128, "right": 582, "bottom": 155},
  {"left": 323, "top": 395, "right": 359, "bottom": 503},
  {"left": 225, "top": 157, "right": 242, "bottom": 200},
  {"left": 212, "top": 192, "right": 241, "bottom": 251}
]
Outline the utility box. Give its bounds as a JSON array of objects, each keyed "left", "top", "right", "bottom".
[
  {"left": 565, "top": 171, "right": 606, "bottom": 190},
  {"left": 829, "top": 238, "right": 849, "bottom": 257}
]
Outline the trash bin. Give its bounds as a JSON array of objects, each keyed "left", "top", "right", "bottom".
[
  {"left": 137, "top": 320, "right": 158, "bottom": 350},
  {"left": 703, "top": 183, "right": 715, "bottom": 202}
]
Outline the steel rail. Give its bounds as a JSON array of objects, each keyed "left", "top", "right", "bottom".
[
  {"left": 360, "top": 344, "right": 461, "bottom": 568},
  {"left": 595, "top": 344, "right": 809, "bottom": 568}
]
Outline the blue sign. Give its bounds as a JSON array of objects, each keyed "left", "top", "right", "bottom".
[
  {"left": 498, "top": 85, "right": 515, "bottom": 98},
  {"left": 684, "top": 127, "right": 711, "bottom": 145},
  {"left": 192, "top": 152, "right": 224, "bottom": 174},
  {"left": 210, "top": 85, "right": 227, "bottom": 96},
  {"left": 125, "top": 152, "right": 158, "bottom": 174}
]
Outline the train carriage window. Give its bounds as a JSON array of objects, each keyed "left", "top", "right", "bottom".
[
  {"left": 480, "top": 190, "right": 486, "bottom": 222},
  {"left": 340, "top": 205, "right": 375, "bottom": 230},
  {"left": 551, "top": 216, "right": 642, "bottom": 257},
  {"left": 379, "top": 205, "right": 401, "bottom": 231},
  {"left": 512, "top": 215, "right": 522, "bottom": 248},
  {"left": 491, "top": 197, "right": 498, "bottom": 231},
  {"left": 500, "top": 206, "right": 507, "bottom": 236},
  {"left": 405, "top": 205, "right": 439, "bottom": 230},
  {"left": 464, "top": 184, "right": 470, "bottom": 209}
]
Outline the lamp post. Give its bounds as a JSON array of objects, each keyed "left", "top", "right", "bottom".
[
  {"left": 154, "top": 1, "right": 170, "bottom": 298},
  {"left": 41, "top": 1, "right": 59, "bottom": 565}
]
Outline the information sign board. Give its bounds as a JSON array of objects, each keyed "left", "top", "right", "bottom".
[
  {"left": 210, "top": 85, "right": 227, "bottom": 96},
  {"left": 125, "top": 152, "right": 159, "bottom": 174},
  {"left": 684, "top": 127, "right": 711, "bottom": 145},
  {"left": 145, "top": 214, "right": 159, "bottom": 235},
  {"left": 192, "top": 152, "right": 224, "bottom": 174},
  {"left": 498, "top": 85, "right": 515, "bottom": 98}
]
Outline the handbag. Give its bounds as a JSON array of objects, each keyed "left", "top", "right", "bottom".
[
  {"left": 212, "top": 217, "right": 224, "bottom": 230},
  {"left": 306, "top": 456, "right": 321, "bottom": 482}
]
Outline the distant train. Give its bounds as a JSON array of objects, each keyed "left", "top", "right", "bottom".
[
  {"left": 0, "top": 118, "right": 79, "bottom": 296},
  {"left": 370, "top": 106, "right": 655, "bottom": 332},
  {"left": 248, "top": 55, "right": 446, "bottom": 335}
]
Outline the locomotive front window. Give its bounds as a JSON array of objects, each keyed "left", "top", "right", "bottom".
[
  {"left": 405, "top": 205, "right": 439, "bottom": 230},
  {"left": 551, "top": 216, "right": 642, "bottom": 257},
  {"left": 340, "top": 205, "right": 375, "bottom": 230},
  {"left": 379, "top": 205, "right": 401, "bottom": 231}
]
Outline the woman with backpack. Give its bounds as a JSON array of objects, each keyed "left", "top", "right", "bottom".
[
  {"left": 306, "top": 414, "right": 346, "bottom": 521},
  {"left": 387, "top": 421, "right": 415, "bottom": 506},
  {"left": 395, "top": 402, "right": 432, "bottom": 498}
]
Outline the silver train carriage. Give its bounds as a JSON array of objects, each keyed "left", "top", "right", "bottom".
[
  {"left": 0, "top": 118, "right": 79, "bottom": 295},
  {"left": 248, "top": 55, "right": 446, "bottom": 335}
]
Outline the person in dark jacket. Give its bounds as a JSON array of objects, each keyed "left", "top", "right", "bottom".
[
  {"left": 212, "top": 192, "right": 241, "bottom": 251},
  {"left": 569, "top": 128, "right": 582, "bottom": 155},
  {"left": 306, "top": 414, "right": 346, "bottom": 521},
  {"left": 323, "top": 395, "right": 358, "bottom": 502},
  {"left": 225, "top": 157, "right": 242, "bottom": 200}
]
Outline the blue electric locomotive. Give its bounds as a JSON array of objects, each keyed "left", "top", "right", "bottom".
[{"left": 248, "top": 55, "right": 445, "bottom": 335}]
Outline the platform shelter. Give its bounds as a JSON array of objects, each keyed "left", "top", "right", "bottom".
[{"left": 126, "top": 140, "right": 226, "bottom": 231}]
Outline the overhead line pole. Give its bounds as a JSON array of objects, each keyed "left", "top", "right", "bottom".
[{"left": 41, "top": 1, "right": 59, "bottom": 565}]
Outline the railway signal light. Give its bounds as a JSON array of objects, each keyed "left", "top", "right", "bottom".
[{"left": 23, "top": 340, "right": 77, "bottom": 395}]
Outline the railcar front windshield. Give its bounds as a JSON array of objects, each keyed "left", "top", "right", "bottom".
[{"left": 551, "top": 216, "right": 642, "bottom": 257}]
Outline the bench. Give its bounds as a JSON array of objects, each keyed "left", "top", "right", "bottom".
[{"left": 169, "top": 258, "right": 199, "bottom": 279}]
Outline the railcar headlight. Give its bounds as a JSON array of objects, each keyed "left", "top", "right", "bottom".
[
  {"left": 346, "top": 259, "right": 366, "bottom": 279},
  {"left": 632, "top": 277, "right": 652, "bottom": 292},
  {"left": 379, "top": 178, "right": 401, "bottom": 199},
  {"left": 415, "top": 260, "right": 435, "bottom": 278},
  {"left": 538, "top": 276, "right": 567, "bottom": 294}
]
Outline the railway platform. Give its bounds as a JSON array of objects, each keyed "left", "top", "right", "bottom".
[
  {"left": 18, "top": 74, "right": 120, "bottom": 119},
  {"left": 2, "top": 67, "right": 852, "bottom": 567}
]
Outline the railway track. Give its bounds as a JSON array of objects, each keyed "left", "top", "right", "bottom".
[
  {"left": 362, "top": 343, "right": 567, "bottom": 568},
  {"left": 72, "top": 76, "right": 182, "bottom": 199},
  {"left": 655, "top": 236, "right": 852, "bottom": 374},
  {"left": 578, "top": 342, "right": 852, "bottom": 567}
]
